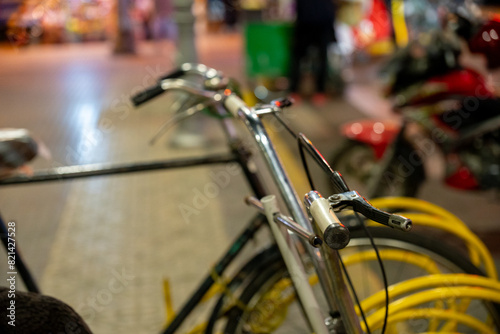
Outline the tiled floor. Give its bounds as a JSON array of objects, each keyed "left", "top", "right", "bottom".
[{"left": 0, "top": 31, "right": 499, "bottom": 333}]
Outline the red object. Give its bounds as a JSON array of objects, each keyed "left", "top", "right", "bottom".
[
  {"left": 468, "top": 19, "right": 500, "bottom": 69},
  {"left": 341, "top": 120, "right": 400, "bottom": 159},
  {"left": 427, "top": 69, "right": 494, "bottom": 98},
  {"left": 445, "top": 166, "right": 480, "bottom": 190},
  {"left": 401, "top": 69, "right": 494, "bottom": 107},
  {"left": 352, "top": 0, "right": 392, "bottom": 48}
]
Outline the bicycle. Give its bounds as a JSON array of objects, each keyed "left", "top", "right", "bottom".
[{"left": 1, "top": 63, "right": 499, "bottom": 333}]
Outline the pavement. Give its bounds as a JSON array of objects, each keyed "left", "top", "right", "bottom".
[{"left": 0, "top": 30, "right": 499, "bottom": 333}]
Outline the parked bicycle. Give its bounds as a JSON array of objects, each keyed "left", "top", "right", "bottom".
[{"left": 1, "top": 64, "right": 499, "bottom": 333}]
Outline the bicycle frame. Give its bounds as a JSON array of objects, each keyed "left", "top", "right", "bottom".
[{"left": 1, "top": 65, "right": 363, "bottom": 333}]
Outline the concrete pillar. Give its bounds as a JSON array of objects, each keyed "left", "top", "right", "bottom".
[{"left": 173, "top": 0, "right": 198, "bottom": 64}]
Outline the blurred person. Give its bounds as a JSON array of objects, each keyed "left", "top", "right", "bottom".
[
  {"left": 223, "top": 0, "right": 239, "bottom": 29},
  {"left": 289, "top": 0, "right": 336, "bottom": 105}
]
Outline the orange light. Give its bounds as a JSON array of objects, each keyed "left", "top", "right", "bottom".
[
  {"left": 224, "top": 89, "right": 232, "bottom": 96},
  {"left": 275, "top": 101, "right": 281, "bottom": 107}
]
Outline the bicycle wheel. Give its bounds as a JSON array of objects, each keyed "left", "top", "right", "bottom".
[
  {"left": 329, "top": 140, "right": 424, "bottom": 198},
  {"left": 220, "top": 227, "right": 500, "bottom": 334}
]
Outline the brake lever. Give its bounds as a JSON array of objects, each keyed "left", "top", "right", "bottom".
[
  {"left": 271, "top": 97, "right": 294, "bottom": 108},
  {"left": 328, "top": 191, "right": 412, "bottom": 232},
  {"left": 148, "top": 103, "right": 202, "bottom": 145},
  {"left": 148, "top": 97, "right": 222, "bottom": 145},
  {"left": 253, "top": 97, "right": 294, "bottom": 116}
]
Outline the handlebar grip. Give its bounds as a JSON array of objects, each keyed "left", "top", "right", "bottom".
[
  {"left": 352, "top": 198, "right": 412, "bottom": 231},
  {"left": 306, "top": 192, "right": 350, "bottom": 250},
  {"left": 159, "top": 68, "right": 186, "bottom": 81},
  {"left": 131, "top": 68, "right": 187, "bottom": 106},
  {"left": 131, "top": 84, "right": 165, "bottom": 106}
]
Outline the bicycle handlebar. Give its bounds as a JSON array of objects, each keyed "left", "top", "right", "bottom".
[
  {"left": 131, "top": 64, "right": 413, "bottom": 238},
  {"left": 131, "top": 63, "right": 227, "bottom": 107},
  {"left": 132, "top": 84, "right": 166, "bottom": 106},
  {"left": 131, "top": 64, "right": 405, "bottom": 333}
]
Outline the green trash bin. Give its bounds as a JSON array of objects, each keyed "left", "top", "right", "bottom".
[{"left": 244, "top": 22, "right": 294, "bottom": 78}]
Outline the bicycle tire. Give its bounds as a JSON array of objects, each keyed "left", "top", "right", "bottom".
[
  {"left": 329, "top": 140, "right": 425, "bottom": 198},
  {"left": 220, "top": 227, "right": 500, "bottom": 334}
]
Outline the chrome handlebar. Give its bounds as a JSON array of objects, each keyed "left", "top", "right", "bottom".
[
  {"left": 135, "top": 67, "right": 412, "bottom": 240},
  {"left": 131, "top": 63, "right": 227, "bottom": 106}
]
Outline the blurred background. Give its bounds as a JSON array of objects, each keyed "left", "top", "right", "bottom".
[{"left": 1, "top": 0, "right": 500, "bottom": 333}]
